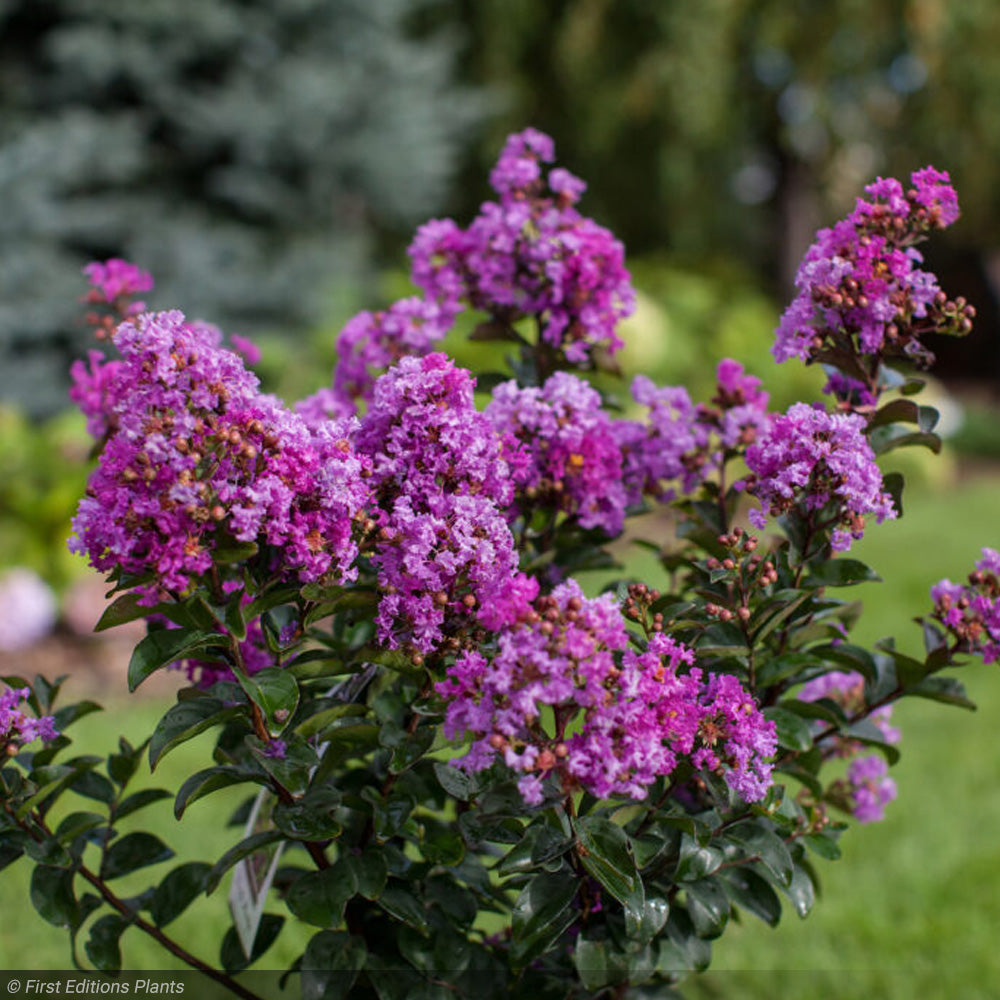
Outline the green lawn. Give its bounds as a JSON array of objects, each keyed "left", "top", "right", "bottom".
[{"left": 3, "top": 470, "right": 999, "bottom": 997}]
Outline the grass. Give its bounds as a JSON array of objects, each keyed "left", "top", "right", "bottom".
[{"left": 3, "top": 468, "right": 1000, "bottom": 997}]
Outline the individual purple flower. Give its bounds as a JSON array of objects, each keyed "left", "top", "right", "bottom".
[
  {"left": 847, "top": 754, "right": 897, "bottom": 823},
  {"left": 438, "top": 582, "right": 775, "bottom": 804},
  {"left": 773, "top": 167, "right": 969, "bottom": 386},
  {"left": 358, "top": 353, "right": 528, "bottom": 652},
  {"left": 0, "top": 686, "right": 58, "bottom": 751},
  {"left": 743, "top": 403, "right": 896, "bottom": 551},
  {"left": 229, "top": 334, "right": 262, "bottom": 366},
  {"left": 486, "top": 372, "right": 627, "bottom": 535},
  {"left": 0, "top": 569, "right": 57, "bottom": 652},
  {"left": 332, "top": 297, "right": 454, "bottom": 409},
  {"left": 409, "top": 129, "right": 635, "bottom": 365}
]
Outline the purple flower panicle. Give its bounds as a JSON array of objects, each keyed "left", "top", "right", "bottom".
[
  {"left": 0, "top": 686, "right": 58, "bottom": 751},
  {"left": 930, "top": 548, "right": 1000, "bottom": 664},
  {"left": 409, "top": 128, "right": 635, "bottom": 365},
  {"left": 743, "top": 403, "right": 895, "bottom": 551},
  {"left": 486, "top": 372, "right": 627, "bottom": 535},
  {"left": 438, "top": 580, "right": 775, "bottom": 805}
]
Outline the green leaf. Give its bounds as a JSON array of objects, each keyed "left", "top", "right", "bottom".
[
  {"left": 101, "top": 832, "right": 173, "bottom": 880},
  {"left": 388, "top": 727, "right": 435, "bottom": 774},
  {"left": 51, "top": 700, "right": 103, "bottom": 732},
  {"left": 870, "top": 425, "right": 941, "bottom": 456},
  {"left": 95, "top": 592, "right": 162, "bottom": 631},
  {"left": 573, "top": 935, "right": 628, "bottom": 991},
  {"left": 237, "top": 667, "right": 300, "bottom": 736},
  {"left": 150, "top": 861, "right": 212, "bottom": 927},
  {"left": 719, "top": 868, "right": 782, "bottom": 927},
  {"left": 780, "top": 861, "right": 817, "bottom": 917},
  {"left": 128, "top": 628, "right": 221, "bottom": 691},
  {"left": 510, "top": 872, "right": 578, "bottom": 963},
  {"left": 273, "top": 793, "right": 343, "bottom": 841},
  {"left": 626, "top": 895, "right": 670, "bottom": 946},
  {"left": 684, "top": 878, "right": 730, "bottom": 938},
  {"left": 378, "top": 884, "right": 429, "bottom": 933},
  {"left": 905, "top": 675, "right": 976, "bottom": 710},
  {"left": 728, "top": 824, "right": 793, "bottom": 887},
  {"left": 805, "top": 559, "right": 881, "bottom": 588},
  {"left": 574, "top": 816, "right": 640, "bottom": 904},
  {"left": 764, "top": 706, "right": 814, "bottom": 752},
  {"left": 287, "top": 860, "right": 358, "bottom": 927},
  {"left": 85, "top": 914, "right": 128, "bottom": 972},
  {"left": 220, "top": 914, "right": 283, "bottom": 973},
  {"left": 149, "top": 698, "right": 242, "bottom": 770},
  {"left": 802, "top": 833, "right": 842, "bottom": 861},
  {"left": 115, "top": 788, "right": 172, "bottom": 821},
  {"left": 432, "top": 761, "right": 477, "bottom": 800},
  {"left": 206, "top": 830, "right": 284, "bottom": 895},
  {"left": 674, "top": 834, "right": 724, "bottom": 882},
  {"left": 212, "top": 539, "right": 260, "bottom": 565},
  {"left": 294, "top": 703, "right": 369, "bottom": 739},
  {"left": 301, "top": 931, "right": 366, "bottom": 1000},
  {"left": 53, "top": 811, "right": 105, "bottom": 844},
  {"left": 347, "top": 850, "right": 388, "bottom": 901},
  {"left": 174, "top": 767, "right": 258, "bottom": 820},
  {"left": 30, "top": 865, "right": 78, "bottom": 927}
]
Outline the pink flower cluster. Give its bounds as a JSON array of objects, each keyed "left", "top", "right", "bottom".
[
  {"left": 409, "top": 128, "right": 635, "bottom": 364},
  {"left": 773, "top": 167, "right": 966, "bottom": 374},
  {"left": 70, "top": 310, "right": 370, "bottom": 600},
  {"left": 486, "top": 372, "right": 627, "bottom": 535},
  {"left": 83, "top": 259, "right": 154, "bottom": 314},
  {"left": 930, "top": 548, "right": 1000, "bottom": 664},
  {"left": 0, "top": 686, "right": 58, "bottom": 750},
  {"left": 438, "top": 580, "right": 775, "bottom": 805},
  {"left": 743, "top": 403, "right": 895, "bottom": 551},
  {"left": 798, "top": 670, "right": 899, "bottom": 823},
  {"left": 357, "top": 354, "right": 532, "bottom": 653}
]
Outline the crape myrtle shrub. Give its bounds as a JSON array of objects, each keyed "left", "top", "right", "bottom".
[
  {"left": 0, "top": 130, "right": 989, "bottom": 999},
  {"left": 0, "top": 0, "right": 485, "bottom": 417}
]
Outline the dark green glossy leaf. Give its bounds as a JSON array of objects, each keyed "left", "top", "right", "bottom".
[
  {"left": 295, "top": 703, "right": 369, "bottom": 739},
  {"left": 101, "top": 832, "right": 173, "bottom": 880},
  {"left": 388, "top": 727, "right": 435, "bottom": 774},
  {"left": 802, "top": 833, "right": 842, "bottom": 861},
  {"left": 301, "top": 931, "right": 366, "bottom": 1000},
  {"left": 728, "top": 824, "right": 793, "bottom": 887},
  {"left": 273, "top": 793, "right": 342, "bottom": 841},
  {"left": 573, "top": 935, "right": 628, "bottom": 991},
  {"left": 174, "top": 767, "right": 258, "bottom": 819},
  {"left": 128, "top": 628, "right": 221, "bottom": 691},
  {"left": 674, "top": 834, "right": 724, "bottom": 882},
  {"left": 206, "top": 830, "right": 283, "bottom": 894},
  {"left": 764, "top": 706, "right": 814, "bottom": 752},
  {"left": 51, "top": 701, "right": 102, "bottom": 732},
  {"left": 287, "top": 860, "right": 358, "bottom": 928},
  {"left": 805, "top": 559, "right": 881, "bottom": 589},
  {"left": 236, "top": 667, "right": 299, "bottom": 736},
  {"left": 781, "top": 861, "right": 817, "bottom": 917},
  {"left": 626, "top": 894, "right": 670, "bottom": 945},
  {"left": 53, "top": 811, "right": 105, "bottom": 844},
  {"left": 30, "top": 864, "right": 78, "bottom": 927},
  {"left": 150, "top": 861, "right": 212, "bottom": 927},
  {"left": 149, "top": 698, "right": 241, "bottom": 769},
  {"left": 220, "top": 914, "right": 283, "bottom": 973},
  {"left": 115, "top": 788, "right": 172, "bottom": 821},
  {"left": 510, "top": 871, "right": 578, "bottom": 963},
  {"left": 347, "top": 850, "right": 387, "bottom": 901},
  {"left": 719, "top": 868, "right": 782, "bottom": 927},
  {"left": 432, "top": 761, "right": 476, "bottom": 800},
  {"left": 574, "top": 816, "right": 640, "bottom": 904},
  {"left": 378, "top": 884, "right": 429, "bottom": 933},
  {"left": 95, "top": 592, "right": 162, "bottom": 631},
  {"left": 905, "top": 675, "right": 976, "bottom": 710},
  {"left": 684, "top": 878, "right": 730, "bottom": 938},
  {"left": 85, "top": 914, "right": 128, "bottom": 972}
]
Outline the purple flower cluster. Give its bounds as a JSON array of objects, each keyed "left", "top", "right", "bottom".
[
  {"left": 743, "top": 403, "right": 895, "bottom": 551},
  {"left": 357, "top": 353, "right": 531, "bottom": 653},
  {"left": 331, "top": 297, "right": 454, "bottom": 411},
  {"left": 70, "top": 310, "right": 370, "bottom": 600},
  {"left": 486, "top": 372, "right": 627, "bottom": 535},
  {"left": 774, "top": 167, "right": 968, "bottom": 377},
  {"left": 930, "top": 548, "right": 1000, "bottom": 664},
  {"left": 0, "top": 686, "right": 58, "bottom": 751},
  {"left": 0, "top": 569, "right": 57, "bottom": 652},
  {"left": 798, "top": 669, "right": 899, "bottom": 823},
  {"left": 438, "top": 580, "right": 775, "bottom": 805},
  {"left": 83, "top": 259, "right": 154, "bottom": 315},
  {"left": 409, "top": 128, "right": 635, "bottom": 364},
  {"left": 614, "top": 377, "right": 700, "bottom": 503},
  {"left": 614, "top": 360, "right": 769, "bottom": 505}
]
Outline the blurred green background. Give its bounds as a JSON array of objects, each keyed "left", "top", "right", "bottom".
[{"left": 2, "top": 0, "right": 1000, "bottom": 993}]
